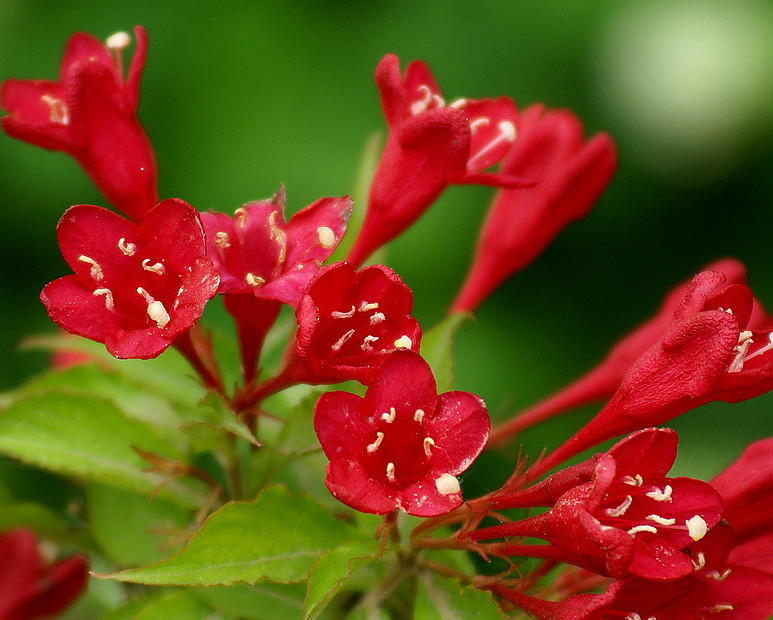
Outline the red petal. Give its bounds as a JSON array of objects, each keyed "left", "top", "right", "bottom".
[
  {"left": 427, "top": 391, "right": 489, "bottom": 475},
  {"left": 366, "top": 351, "right": 437, "bottom": 419},
  {"left": 41, "top": 275, "right": 118, "bottom": 344},
  {"left": 56, "top": 204, "right": 137, "bottom": 283}
]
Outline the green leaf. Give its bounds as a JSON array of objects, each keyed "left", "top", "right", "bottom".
[
  {"left": 0, "top": 501, "right": 71, "bottom": 539},
  {"left": 102, "top": 484, "right": 359, "bottom": 586},
  {"left": 190, "top": 392, "right": 260, "bottom": 447},
  {"left": 305, "top": 540, "right": 380, "bottom": 620},
  {"left": 0, "top": 392, "right": 207, "bottom": 508},
  {"left": 87, "top": 483, "right": 192, "bottom": 568},
  {"left": 1, "top": 364, "right": 184, "bottom": 435},
  {"left": 193, "top": 582, "right": 306, "bottom": 620},
  {"left": 413, "top": 572, "right": 505, "bottom": 620},
  {"left": 420, "top": 313, "right": 472, "bottom": 393},
  {"left": 21, "top": 334, "right": 206, "bottom": 410},
  {"left": 102, "top": 590, "right": 212, "bottom": 620}
]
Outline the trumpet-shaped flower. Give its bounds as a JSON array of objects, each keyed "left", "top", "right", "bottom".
[
  {"left": 452, "top": 104, "right": 617, "bottom": 313},
  {"left": 474, "top": 429, "right": 724, "bottom": 580},
  {"left": 1, "top": 27, "right": 158, "bottom": 221},
  {"left": 314, "top": 351, "right": 489, "bottom": 516},
  {"left": 347, "top": 54, "right": 526, "bottom": 266},
  {"left": 41, "top": 199, "right": 219, "bottom": 359}
]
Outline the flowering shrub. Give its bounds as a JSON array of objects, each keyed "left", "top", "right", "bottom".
[{"left": 1, "top": 26, "right": 772, "bottom": 620}]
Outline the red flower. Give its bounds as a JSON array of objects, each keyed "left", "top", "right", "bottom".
[
  {"left": 347, "top": 54, "right": 526, "bottom": 266},
  {"left": 451, "top": 104, "right": 617, "bottom": 313},
  {"left": 711, "top": 437, "right": 773, "bottom": 545},
  {"left": 1, "top": 27, "right": 158, "bottom": 221},
  {"left": 201, "top": 187, "right": 352, "bottom": 306},
  {"left": 475, "top": 429, "right": 724, "bottom": 581},
  {"left": 289, "top": 262, "right": 422, "bottom": 385},
  {"left": 489, "top": 259, "right": 763, "bottom": 445},
  {"left": 526, "top": 268, "right": 773, "bottom": 480},
  {"left": 41, "top": 199, "right": 219, "bottom": 359},
  {"left": 0, "top": 529, "right": 89, "bottom": 620},
  {"left": 314, "top": 351, "right": 489, "bottom": 516}
]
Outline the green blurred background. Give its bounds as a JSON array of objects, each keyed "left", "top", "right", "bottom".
[{"left": 1, "top": 0, "right": 773, "bottom": 483}]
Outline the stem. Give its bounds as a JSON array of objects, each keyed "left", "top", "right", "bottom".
[{"left": 173, "top": 327, "right": 225, "bottom": 395}]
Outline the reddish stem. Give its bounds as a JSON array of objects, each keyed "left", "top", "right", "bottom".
[{"left": 173, "top": 327, "right": 225, "bottom": 395}]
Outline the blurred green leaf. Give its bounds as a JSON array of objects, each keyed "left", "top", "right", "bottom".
[
  {"left": 0, "top": 392, "right": 207, "bottom": 508},
  {"left": 420, "top": 313, "right": 472, "bottom": 393},
  {"left": 102, "top": 484, "right": 360, "bottom": 586},
  {"left": 305, "top": 540, "right": 380, "bottom": 620},
  {"left": 413, "top": 572, "right": 505, "bottom": 619},
  {"left": 0, "top": 501, "right": 71, "bottom": 539},
  {"left": 1, "top": 363, "right": 185, "bottom": 436},
  {"left": 102, "top": 590, "right": 212, "bottom": 620},
  {"left": 193, "top": 582, "right": 306, "bottom": 620},
  {"left": 190, "top": 392, "right": 260, "bottom": 447},
  {"left": 87, "top": 483, "right": 192, "bottom": 568}
]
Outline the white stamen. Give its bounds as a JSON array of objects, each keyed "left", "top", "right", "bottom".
[
  {"left": 727, "top": 330, "right": 755, "bottom": 372},
  {"left": 627, "top": 525, "right": 658, "bottom": 536},
  {"left": 410, "top": 85, "right": 445, "bottom": 115},
  {"left": 414, "top": 409, "right": 425, "bottom": 423},
  {"left": 386, "top": 462, "right": 396, "bottom": 483},
  {"left": 359, "top": 301, "right": 379, "bottom": 312},
  {"left": 370, "top": 312, "right": 386, "bottom": 325},
  {"left": 467, "top": 120, "right": 517, "bottom": 169},
  {"left": 706, "top": 569, "right": 732, "bottom": 582},
  {"left": 646, "top": 485, "right": 673, "bottom": 502},
  {"left": 234, "top": 208, "right": 248, "bottom": 229},
  {"left": 93, "top": 288, "right": 114, "bottom": 310},
  {"left": 646, "top": 514, "right": 676, "bottom": 526},
  {"left": 423, "top": 437, "right": 435, "bottom": 457},
  {"left": 40, "top": 95, "right": 69, "bottom": 125},
  {"left": 245, "top": 272, "right": 265, "bottom": 287},
  {"left": 136, "top": 287, "right": 170, "bottom": 328},
  {"left": 331, "top": 329, "right": 355, "bottom": 352},
  {"left": 268, "top": 210, "right": 287, "bottom": 266},
  {"left": 381, "top": 407, "right": 396, "bottom": 423},
  {"left": 118, "top": 238, "right": 136, "bottom": 256},
  {"left": 622, "top": 474, "right": 644, "bottom": 487},
  {"left": 215, "top": 231, "right": 231, "bottom": 249},
  {"left": 605, "top": 495, "right": 633, "bottom": 518},
  {"left": 712, "top": 604, "right": 734, "bottom": 613},
  {"left": 435, "top": 474, "right": 460, "bottom": 496},
  {"left": 469, "top": 117, "right": 490, "bottom": 134},
  {"left": 317, "top": 226, "right": 336, "bottom": 249},
  {"left": 394, "top": 335, "right": 412, "bottom": 349},
  {"left": 142, "top": 259, "right": 165, "bottom": 275},
  {"left": 692, "top": 551, "right": 706, "bottom": 571},
  {"left": 361, "top": 335, "right": 379, "bottom": 351},
  {"left": 732, "top": 331, "right": 773, "bottom": 372},
  {"left": 106, "top": 31, "right": 131, "bottom": 50},
  {"left": 624, "top": 614, "right": 642, "bottom": 620},
  {"left": 331, "top": 306, "right": 356, "bottom": 319},
  {"left": 448, "top": 98, "right": 468, "bottom": 108},
  {"left": 78, "top": 255, "right": 104, "bottom": 281},
  {"left": 686, "top": 515, "right": 708, "bottom": 541},
  {"left": 147, "top": 300, "right": 171, "bottom": 328},
  {"left": 366, "top": 432, "right": 384, "bottom": 453}
]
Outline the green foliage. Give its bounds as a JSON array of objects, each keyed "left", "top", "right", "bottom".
[
  {"left": 103, "top": 485, "right": 363, "bottom": 586},
  {"left": 86, "top": 483, "right": 191, "bottom": 567},
  {"left": 413, "top": 572, "right": 505, "bottom": 620},
  {"left": 305, "top": 541, "right": 380, "bottom": 620},
  {"left": 0, "top": 392, "right": 208, "bottom": 508}
]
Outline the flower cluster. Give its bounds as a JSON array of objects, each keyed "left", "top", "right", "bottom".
[{"left": 3, "top": 25, "right": 773, "bottom": 620}]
